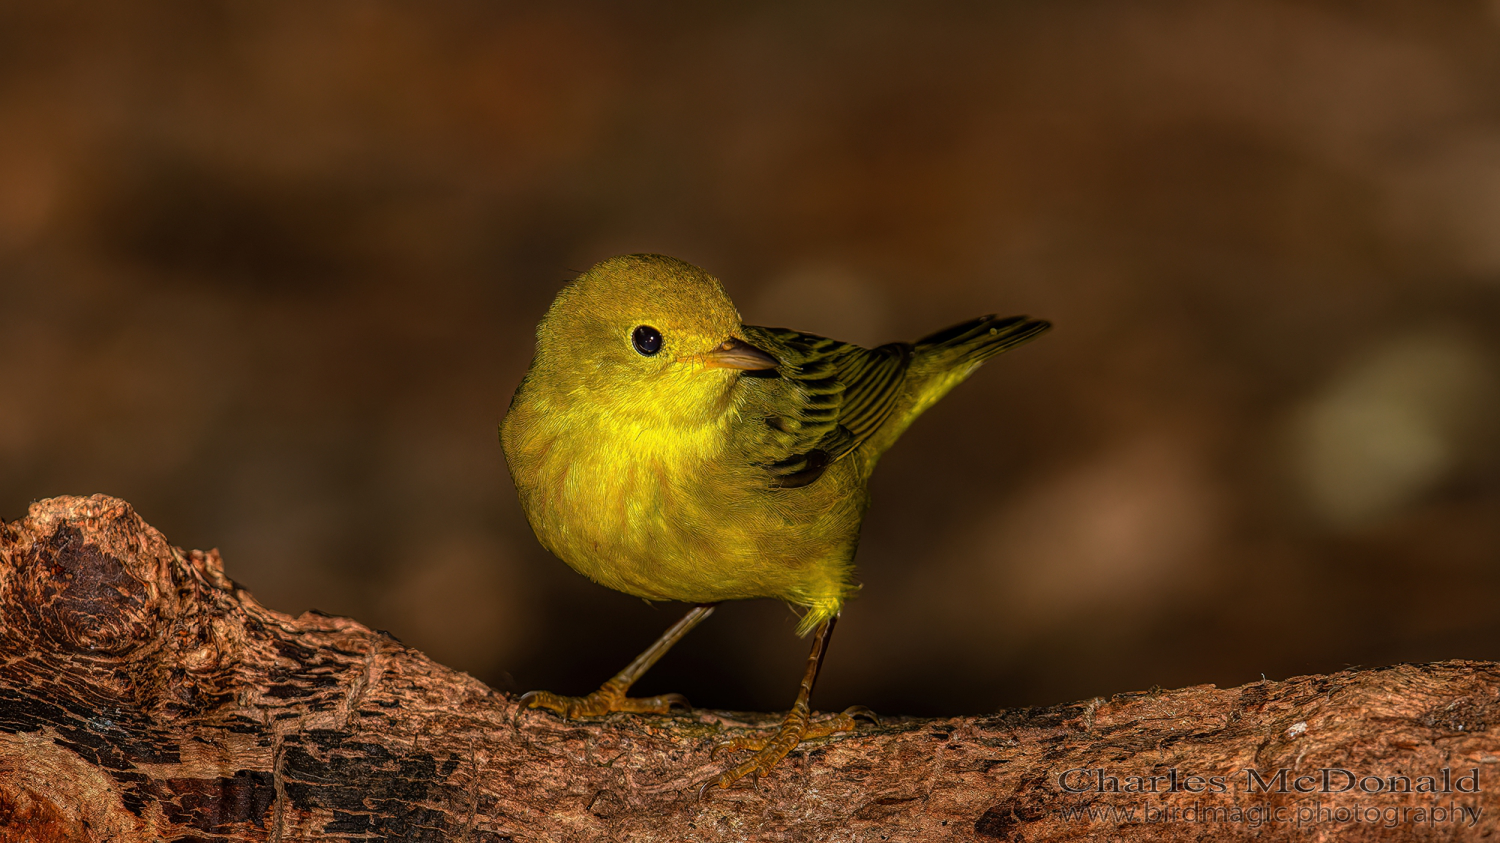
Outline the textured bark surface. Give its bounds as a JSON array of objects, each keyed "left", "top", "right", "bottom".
[{"left": 0, "top": 495, "right": 1497, "bottom": 842}]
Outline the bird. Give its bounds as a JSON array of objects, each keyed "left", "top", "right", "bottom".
[{"left": 500, "top": 254, "right": 1049, "bottom": 794}]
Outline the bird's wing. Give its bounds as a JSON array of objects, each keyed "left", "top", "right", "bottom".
[{"left": 740, "top": 325, "right": 912, "bottom": 489}]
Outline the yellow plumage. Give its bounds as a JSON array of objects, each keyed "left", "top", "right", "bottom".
[{"left": 501, "top": 253, "right": 1048, "bottom": 790}]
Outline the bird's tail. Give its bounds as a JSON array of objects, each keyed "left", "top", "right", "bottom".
[
  {"left": 856, "top": 314, "right": 1050, "bottom": 466},
  {"left": 913, "top": 314, "right": 1051, "bottom": 370}
]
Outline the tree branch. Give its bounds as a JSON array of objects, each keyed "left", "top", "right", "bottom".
[{"left": 1, "top": 495, "right": 1494, "bottom": 841}]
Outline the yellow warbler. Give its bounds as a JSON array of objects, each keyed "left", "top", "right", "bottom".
[{"left": 501, "top": 254, "right": 1049, "bottom": 792}]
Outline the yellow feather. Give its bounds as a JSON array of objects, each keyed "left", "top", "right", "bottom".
[{"left": 501, "top": 254, "right": 1047, "bottom": 633}]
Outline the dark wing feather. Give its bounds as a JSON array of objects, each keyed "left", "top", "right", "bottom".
[
  {"left": 829, "top": 340, "right": 911, "bottom": 445},
  {"left": 741, "top": 325, "right": 912, "bottom": 489}
]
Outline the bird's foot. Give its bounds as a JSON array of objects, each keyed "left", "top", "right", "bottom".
[
  {"left": 711, "top": 706, "right": 879, "bottom": 755},
  {"left": 700, "top": 706, "right": 878, "bottom": 797},
  {"left": 519, "top": 679, "right": 690, "bottom": 718}
]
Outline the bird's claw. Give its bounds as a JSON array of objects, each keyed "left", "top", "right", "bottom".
[
  {"left": 709, "top": 733, "right": 766, "bottom": 759},
  {"left": 699, "top": 706, "right": 877, "bottom": 797},
  {"left": 517, "top": 686, "right": 691, "bottom": 718},
  {"left": 697, "top": 762, "right": 767, "bottom": 801}
]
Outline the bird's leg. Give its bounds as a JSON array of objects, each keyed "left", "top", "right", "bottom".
[
  {"left": 521, "top": 603, "right": 715, "bottom": 717},
  {"left": 701, "top": 616, "right": 873, "bottom": 794}
]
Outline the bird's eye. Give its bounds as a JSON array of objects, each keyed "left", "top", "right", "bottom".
[{"left": 631, "top": 325, "right": 663, "bottom": 356}]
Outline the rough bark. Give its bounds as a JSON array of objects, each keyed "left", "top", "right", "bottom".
[{"left": 0, "top": 495, "right": 1495, "bottom": 842}]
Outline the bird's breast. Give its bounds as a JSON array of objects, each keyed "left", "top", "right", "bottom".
[
  {"left": 509, "top": 407, "right": 734, "bottom": 595},
  {"left": 506, "top": 400, "right": 860, "bottom": 608}
]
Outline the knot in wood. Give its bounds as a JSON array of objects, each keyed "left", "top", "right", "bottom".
[{"left": 5, "top": 497, "right": 166, "bottom": 656}]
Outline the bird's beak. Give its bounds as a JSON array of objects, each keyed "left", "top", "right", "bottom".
[{"left": 697, "top": 337, "right": 779, "bottom": 371}]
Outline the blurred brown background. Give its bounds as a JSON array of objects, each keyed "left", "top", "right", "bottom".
[{"left": 3, "top": 2, "right": 1498, "bottom": 717}]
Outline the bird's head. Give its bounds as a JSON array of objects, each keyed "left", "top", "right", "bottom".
[{"left": 528, "top": 254, "right": 778, "bottom": 431}]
